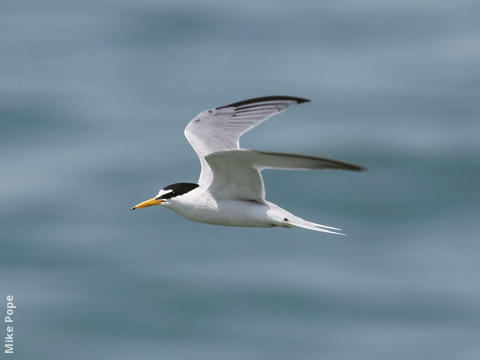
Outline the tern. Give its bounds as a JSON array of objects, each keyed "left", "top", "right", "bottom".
[{"left": 131, "top": 96, "right": 365, "bottom": 234}]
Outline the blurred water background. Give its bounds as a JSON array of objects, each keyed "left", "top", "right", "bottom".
[{"left": 1, "top": 0, "right": 480, "bottom": 359}]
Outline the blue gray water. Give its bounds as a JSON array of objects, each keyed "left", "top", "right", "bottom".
[{"left": 1, "top": 1, "right": 480, "bottom": 359}]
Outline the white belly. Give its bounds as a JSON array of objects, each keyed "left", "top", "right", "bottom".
[{"left": 169, "top": 196, "right": 277, "bottom": 227}]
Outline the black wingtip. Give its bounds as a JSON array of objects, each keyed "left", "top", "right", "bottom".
[
  {"left": 352, "top": 165, "right": 367, "bottom": 172},
  {"left": 338, "top": 163, "right": 367, "bottom": 172},
  {"left": 217, "top": 95, "right": 310, "bottom": 109}
]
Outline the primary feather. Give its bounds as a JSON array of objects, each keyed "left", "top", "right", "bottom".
[{"left": 184, "top": 96, "right": 310, "bottom": 185}]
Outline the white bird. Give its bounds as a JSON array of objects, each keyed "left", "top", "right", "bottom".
[{"left": 131, "top": 96, "right": 365, "bottom": 234}]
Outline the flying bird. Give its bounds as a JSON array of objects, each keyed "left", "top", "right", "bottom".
[{"left": 131, "top": 96, "right": 365, "bottom": 234}]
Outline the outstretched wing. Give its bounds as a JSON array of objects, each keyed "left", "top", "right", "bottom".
[
  {"left": 205, "top": 149, "right": 365, "bottom": 202},
  {"left": 184, "top": 96, "right": 309, "bottom": 185}
]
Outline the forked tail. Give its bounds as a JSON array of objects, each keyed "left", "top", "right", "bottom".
[{"left": 285, "top": 216, "right": 345, "bottom": 235}]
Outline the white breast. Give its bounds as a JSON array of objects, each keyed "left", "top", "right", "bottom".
[{"left": 164, "top": 187, "right": 277, "bottom": 227}]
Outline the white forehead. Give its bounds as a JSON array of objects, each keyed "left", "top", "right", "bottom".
[{"left": 156, "top": 188, "right": 173, "bottom": 198}]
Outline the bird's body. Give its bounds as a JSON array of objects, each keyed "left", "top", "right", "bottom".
[
  {"left": 167, "top": 188, "right": 276, "bottom": 228},
  {"left": 164, "top": 186, "right": 290, "bottom": 228},
  {"left": 131, "top": 96, "right": 365, "bottom": 235}
]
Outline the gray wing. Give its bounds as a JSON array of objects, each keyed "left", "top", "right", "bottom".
[
  {"left": 205, "top": 149, "right": 365, "bottom": 202},
  {"left": 184, "top": 96, "right": 309, "bottom": 185}
]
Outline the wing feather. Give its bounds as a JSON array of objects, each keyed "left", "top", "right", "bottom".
[
  {"left": 205, "top": 150, "right": 365, "bottom": 201},
  {"left": 184, "top": 96, "right": 309, "bottom": 185}
]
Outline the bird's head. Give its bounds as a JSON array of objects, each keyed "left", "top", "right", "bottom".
[{"left": 130, "top": 182, "right": 199, "bottom": 210}]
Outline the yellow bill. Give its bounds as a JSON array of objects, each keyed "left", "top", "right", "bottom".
[{"left": 130, "top": 197, "right": 163, "bottom": 210}]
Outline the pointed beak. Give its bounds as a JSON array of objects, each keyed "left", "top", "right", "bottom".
[{"left": 130, "top": 197, "right": 164, "bottom": 211}]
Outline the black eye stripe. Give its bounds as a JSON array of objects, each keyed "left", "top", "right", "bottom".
[
  {"left": 159, "top": 191, "right": 176, "bottom": 200},
  {"left": 159, "top": 183, "right": 199, "bottom": 199}
]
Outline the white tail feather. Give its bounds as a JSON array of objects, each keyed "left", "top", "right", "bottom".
[{"left": 287, "top": 218, "right": 345, "bottom": 235}]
